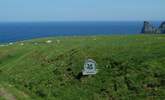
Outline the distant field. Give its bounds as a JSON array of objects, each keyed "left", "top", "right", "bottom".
[{"left": 0, "top": 35, "right": 165, "bottom": 100}]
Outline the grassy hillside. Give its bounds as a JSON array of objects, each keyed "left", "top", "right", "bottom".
[{"left": 0, "top": 35, "right": 165, "bottom": 100}]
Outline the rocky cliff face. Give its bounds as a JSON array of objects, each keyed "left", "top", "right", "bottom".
[
  {"left": 159, "top": 21, "right": 165, "bottom": 33},
  {"left": 141, "top": 21, "right": 165, "bottom": 34},
  {"left": 141, "top": 21, "right": 159, "bottom": 34}
]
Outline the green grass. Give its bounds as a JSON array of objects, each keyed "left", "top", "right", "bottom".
[{"left": 0, "top": 35, "right": 165, "bottom": 100}]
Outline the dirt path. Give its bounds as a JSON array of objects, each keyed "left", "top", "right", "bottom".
[{"left": 0, "top": 87, "right": 16, "bottom": 100}]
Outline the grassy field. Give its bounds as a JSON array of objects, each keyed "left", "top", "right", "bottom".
[{"left": 0, "top": 35, "right": 165, "bottom": 100}]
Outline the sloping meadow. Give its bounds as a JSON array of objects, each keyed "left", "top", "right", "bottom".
[{"left": 0, "top": 35, "right": 165, "bottom": 100}]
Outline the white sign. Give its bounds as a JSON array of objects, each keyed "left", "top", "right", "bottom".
[{"left": 82, "top": 59, "right": 98, "bottom": 75}]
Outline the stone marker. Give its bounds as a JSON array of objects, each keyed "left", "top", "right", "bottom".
[
  {"left": 82, "top": 59, "right": 98, "bottom": 75},
  {"left": 46, "top": 40, "right": 52, "bottom": 43},
  {"left": 20, "top": 43, "right": 24, "bottom": 46},
  {"left": 9, "top": 42, "right": 13, "bottom": 45}
]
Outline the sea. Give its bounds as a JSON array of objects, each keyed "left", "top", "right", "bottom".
[{"left": 0, "top": 21, "right": 161, "bottom": 43}]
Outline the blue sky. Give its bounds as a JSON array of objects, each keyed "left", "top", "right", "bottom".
[{"left": 0, "top": 0, "right": 164, "bottom": 22}]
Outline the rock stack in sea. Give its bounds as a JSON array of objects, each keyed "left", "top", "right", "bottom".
[
  {"left": 159, "top": 21, "right": 165, "bottom": 33},
  {"left": 141, "top": 21, "right": 165, "bottom": 34}
]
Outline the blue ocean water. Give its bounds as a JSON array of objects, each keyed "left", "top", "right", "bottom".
[{"left": 0, "top": 21, "right": 161, "bottom": 43}]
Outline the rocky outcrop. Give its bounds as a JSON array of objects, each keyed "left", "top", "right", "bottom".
[
  {"left": 141, "top": 21, "right": 165, "bottom": 34},
  {"left": 141, "top": 21, "right": 158, "bottom": 34},
  {"left": 159, "top": 21, "right": 165, "bottom": 33}
]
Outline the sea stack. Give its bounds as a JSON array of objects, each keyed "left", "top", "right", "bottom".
[
  {"left": 141, "top": 21, "right": 165, "bottom": 34},
  {"left": 141, "top": 21, "right": 157, "bottom": 34},
  {"left": 159, "top": 21, "right": 165, "bottom": 33}
]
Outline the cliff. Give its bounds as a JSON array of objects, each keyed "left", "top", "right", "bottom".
[
  {"left": 159, "top": 21, "right": 165, "bottom": 33},
  {"left": 141, "top": 21, "right": 165, "bottom": 34}
]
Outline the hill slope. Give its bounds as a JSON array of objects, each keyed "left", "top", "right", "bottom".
[{"left": 0, "top": 35, "right": 165, "bottom": 100}]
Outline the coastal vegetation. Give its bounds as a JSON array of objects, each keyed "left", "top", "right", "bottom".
[{"left": 0, "top": 35, "right": 165, "bottom": 100}]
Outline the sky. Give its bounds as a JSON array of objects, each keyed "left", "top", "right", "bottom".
[{"left": 0, "top": 0, "right": 165, "bottom": 22}]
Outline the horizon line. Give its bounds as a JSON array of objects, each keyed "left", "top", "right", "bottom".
[{"left": 0, "top": 20, "right": 164, "bottom": 23}]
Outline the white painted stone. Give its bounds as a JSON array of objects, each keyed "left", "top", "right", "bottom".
[
  {"left": 46, "top": 40, "right": 52, "bottom": 43},
  {"left": 82, "top": 59, "right": 98, "bottom": 75},
  {"left": 9, "top": 42, "right": 13, "bottom": 45},
  {"left": 20, "top": 43, "right": 24, "bottom": 46}
]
